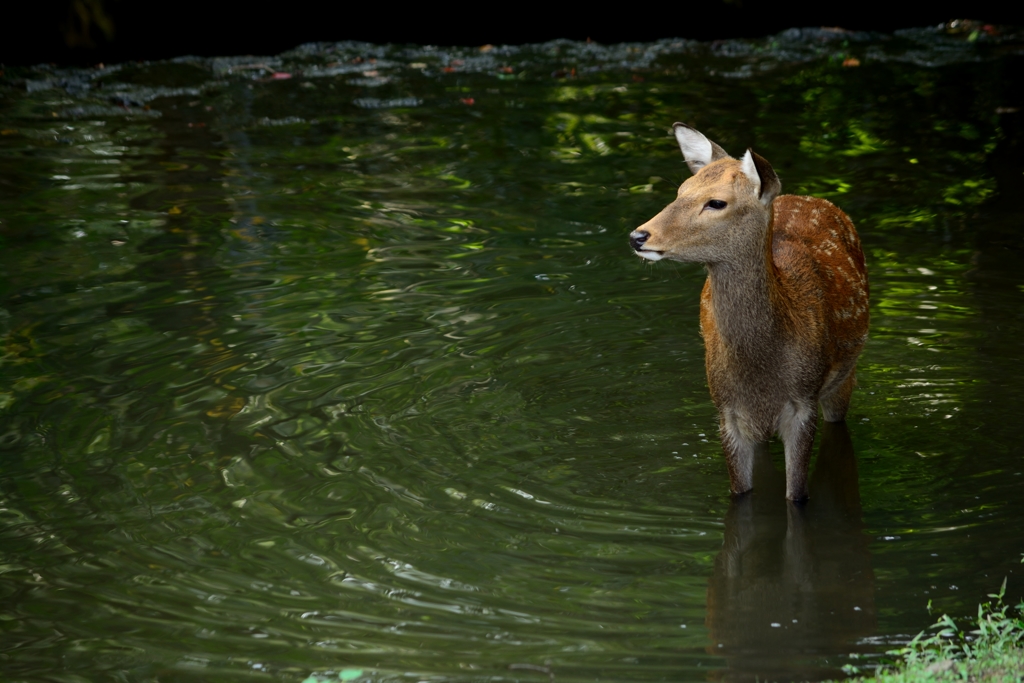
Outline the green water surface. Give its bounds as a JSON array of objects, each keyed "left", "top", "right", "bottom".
[{"left": 2, "top": 27, "right": 1024, "bottom": 683}]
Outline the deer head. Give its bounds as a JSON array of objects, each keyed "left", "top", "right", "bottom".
[{"left": 630, "top": 123, "right": 781, "bottom": 264}]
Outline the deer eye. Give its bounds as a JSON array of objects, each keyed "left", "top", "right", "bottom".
[{"left": 705, "top": 199, "right": 727, "bottom": 210}]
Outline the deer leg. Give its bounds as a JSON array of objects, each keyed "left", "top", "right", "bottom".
[
  {"left": 720, "top": 412, "right": 756, "bottom": 495},
  {"left": 779, "top": 401, "right": 817, "bottom": 502},
  {"left": 820, "top": 366, "right": 857, "bottom": 422}
]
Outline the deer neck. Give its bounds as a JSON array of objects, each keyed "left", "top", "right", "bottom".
[{"left": 705, "top": 208, "right": 785, "bottom": 352}]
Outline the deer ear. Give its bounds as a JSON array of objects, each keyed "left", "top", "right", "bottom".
[
  {"left": 673, "top": 122, "right": 729, "bottom": 174},
  {"left": 740, "top": 149, "right": 781, "bottom": 206}
]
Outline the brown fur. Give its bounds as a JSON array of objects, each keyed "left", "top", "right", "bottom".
[{"left": 630, "top": 128, "right": 868, "bottom": 500}]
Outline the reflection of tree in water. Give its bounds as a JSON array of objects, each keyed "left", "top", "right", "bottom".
[
  {"left": 707, "top": 423, "right": 875, "bottom": 682},
  {"left": 107, "top": 82, "right": 274, "bottom": 423}
]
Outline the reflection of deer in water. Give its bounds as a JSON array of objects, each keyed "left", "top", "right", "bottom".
[{"left": 706, "top": 422, "right": 876, "bottom": 682}]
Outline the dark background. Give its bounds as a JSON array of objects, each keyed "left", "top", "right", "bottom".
[{"left": 2, "top": 0, "right": 1023, "bottom": 66}]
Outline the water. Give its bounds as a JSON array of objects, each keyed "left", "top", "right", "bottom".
[{"left": 1, "top": 25, "right": 1023, "bottom": 682}]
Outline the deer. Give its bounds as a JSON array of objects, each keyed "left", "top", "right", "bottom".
[{"left": 629, "top": 123, "right": 869, "bottom": 502}]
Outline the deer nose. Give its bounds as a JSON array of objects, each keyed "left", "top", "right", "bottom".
[{"left": 629, "top": 230, "right": 650, "bottom": 251}]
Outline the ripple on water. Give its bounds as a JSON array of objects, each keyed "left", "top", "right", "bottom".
[{"left": 1, "top": 24, "right": 1023, "bottom": 683}]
